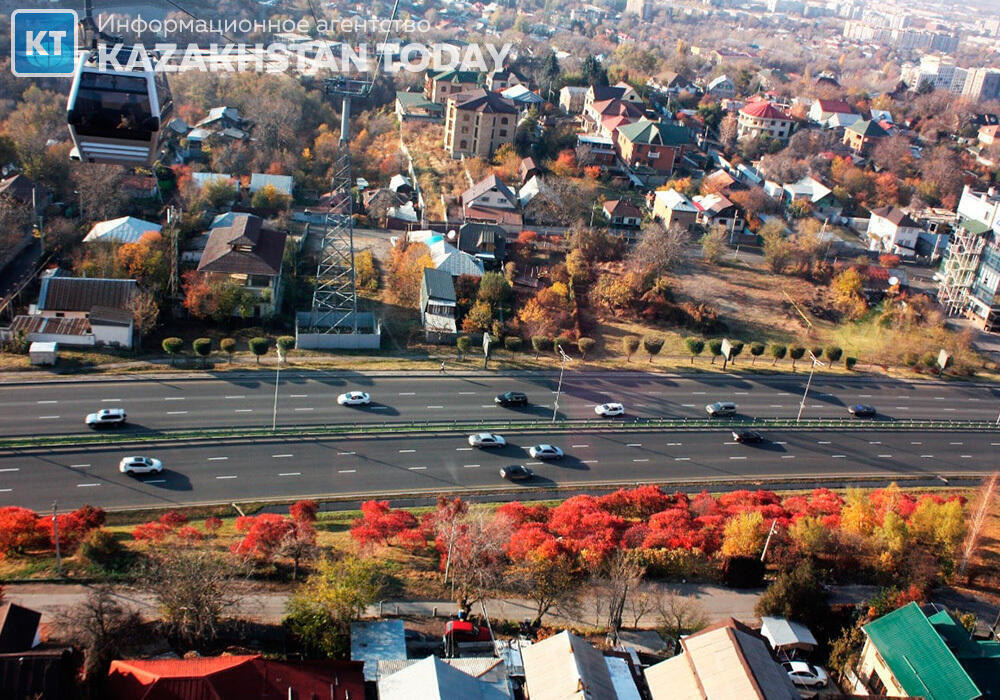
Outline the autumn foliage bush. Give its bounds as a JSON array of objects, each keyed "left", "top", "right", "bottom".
[{"left": 0, "top": 505, "right": 106, "bottom": 556}]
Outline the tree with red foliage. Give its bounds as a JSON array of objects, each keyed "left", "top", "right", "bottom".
[
  {"left": 597, "top": 486, "right": 676, "bottom": 519},
  {"left": 496, "top": 501, "right": 550, "bottom": 526},
  {"left": 290, "top": 500, "right": 319, "bottom": 524},
  {"left": 231, "top": 514, "right": 295, "bottom": 561},
  {"left": 204, "top": 517, "right": 223, "bottom": 534},
  {"left": 506, "top": 522, "right": 559, "bottom": 561},
  {"left": 160, "top": 511, "right": 188, "bottom": 529},
  {"left": 132, "top": 522, "right": 171, "bottom": 543},
  {"left": 547, "top": 496, "right": 625, "bottom": 566},
  {"left": 0, "top": 507, "right": 45, "bottom": 556},
  {"left": 690, "top": 491, "right": 721, "bottom": 517},
  {"left": 74, "top": 505, "right": 106, "bottom": 530},
  {"left": 351, "top": 500, "right": 419, "bottom": 549},
  {"left": 176, "top": 526, "right": 203, "bottom": 544}
]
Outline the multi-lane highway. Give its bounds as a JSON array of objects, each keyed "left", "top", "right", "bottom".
[
  {"left": 1, "top": 428, "right": 996, "bottom": 511},
  {"left": 0, "top": 372, "right": 997, "bottom": 437}
]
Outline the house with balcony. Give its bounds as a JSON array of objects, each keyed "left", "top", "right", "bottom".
[
  {"left": 866, "top": 206, "right": 921, "bottom": 256},
  {"left": 843, "top": 119, "right": 889, "bottom": 155},
  {"left": 425, "top": 69, "right": 484, "bottom": 105},
  {"left": 615, "top": 119, "right": 692, "bottom": 184},
  {"left": 420, "top": 267, "right": 458, "bottom": 343},
  {"left": 736, "top": 101, "right": 795, "bottom": 142},
  {"left": 196, "top": 213, "right": 287, "bottom": 318}
]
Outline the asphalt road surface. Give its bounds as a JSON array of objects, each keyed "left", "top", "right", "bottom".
[
  {"left": 1, "top": 428, "right": 995, "bottom": 511},
  {"left": 0, "top": 372, "right": 997, "bottom": 438}
]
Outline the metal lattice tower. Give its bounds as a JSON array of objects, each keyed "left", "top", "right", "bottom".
[
  {"left": 938, "top": 223, "right": 986, "bottom": 318},
  {"left": 307, "top": 79, "right": 372, "bottom": 333}
]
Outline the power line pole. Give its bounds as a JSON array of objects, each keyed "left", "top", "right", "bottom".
[
  {"left": 796, "top": 352, "right": 825, "bottom": 423},
  {"left": 52, "top": 502, "right": 62, "bottom": 577}
]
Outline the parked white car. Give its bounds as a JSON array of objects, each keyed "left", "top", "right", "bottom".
[
  {"left": 119, "top": 456, "right": 162, "bottom": 475},
  {"left": 337, "top": 391, "right": 371, "bottom": 406},
  {"left": 783, "top": 661, "right": 829, "bottom": 689},
  {"left": 595, "top": 403, "right": 625, "bottom": 417},
  {"left": 468, "top": 432, "right": 506, "bottom": 448}
]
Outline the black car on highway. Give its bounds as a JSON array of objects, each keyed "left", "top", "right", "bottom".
[
  {"left": 848, "top": 404, "right": 877, "bottom": 417},
  {"left": 500, "top": 464, "right": 533, "bottom": 481},
  {"left": 732, "top": 430, "right": 764, "bottom": 444},
  {"left": 495, "top": 391, "right": 528, "bottom": 407}
]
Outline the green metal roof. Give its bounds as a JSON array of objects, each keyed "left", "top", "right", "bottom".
[
  {"left": 427, "top": 69, "right": 483, "bottom": 85},
  {"left": 959, "top": 218, "right": 992, "bottom": 235},
  {"left": 863, "top": 603, "right": 980, "bottom": 700},
  {"left": 928, "top": 609, "right": 1000, "bottom": 699},
  {"left": 618, "top": 119, "right": 692, "bottom": 146},
  {"left": 847, "top": 119, "right": 888, "bottom": 138}
]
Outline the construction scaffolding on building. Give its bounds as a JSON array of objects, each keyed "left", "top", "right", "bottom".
[{"left": 937, "top": 221, "right": 987, "bottom": 318}]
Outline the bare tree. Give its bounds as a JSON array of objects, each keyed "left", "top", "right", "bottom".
[
  {"left": 626, "top": 586, "right": 658, "bottom": 628},
  {"left": 142, "top": 549, "right": 243, "bottom": 649},
  {"left": 441, "top": 509, "right": 514, "bottom": 614},
  {"left": 656, "top": 591, "right": 709, "bottom": 640},
  {"left": 60, "top": 585, "right": 144, "bottom": 681},
  {"left": 71, "top": 163, "right": 127, "bottom": 222},
  {"left": 597, "top": 550, "right": 645, "bottom": 645},
  {"left": 629, "top": 221, "right": 688, "bottom": 276},
  {"left": 131, "top": 289, "right": 161, "bottom": 339}
]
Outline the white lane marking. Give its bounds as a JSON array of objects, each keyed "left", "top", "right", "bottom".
[
  {"left": 408, "top": 466, "right": 427, "bottom": 471},
  {"left": 769, "top": 404, "right": 784, "bottom": 408},
  {"left": 692, "top": 391, "right": 707, "bottom": 395},
  {"left": 943, "top": 408, "right": 957, "bottom": 411},
  {"left": 146, "top": 479, "right": 166, "bottom": 484},
  {"left": 667, "top": 442, "right": 683, "bottom": 446},
  {"left": 164, "top": 397, "right": 185, "bottom": 401},
  {"left": 207, "top": 457, "right": 229, "bottom": 461},
  {"left": 734, "top": 392, "right": 749, "bottom": 395},
  {"left": 582, "top": 460, "right": 598, "bottom": 464},
  {"left": 781, "top": 455, "right": 795, "bottom": 459},
  {"left": 950, "top": 442, "right": 964, "bottom": 445},
  {"left": 675, "top": 457, "right": 691, "bottom": 461},
  {"left": 682, "top": 404, "right": 696, "bottom": 407},
  {"left": 426, "top": 405, "right": 443, "bottom": 409},
  {"left": 399, "top": 392, "right": 415, "bottom": 396},
  {"left": 235, "top": 409, "right": 253, "bottom": 413},
  {"left": 961, "top": 455, "right": 973, "bottom": 459},
  {"left": 818, "top": 440, "right": 831, "bottom": 444},
  {"left": 77, "top": 483, "right": 100, "bottom": 487},
  {"left": 225, "top": 395, "right": 246, "bottom": 399},
  {"left": 526, "top": 462, "right": 542, "bottom": 466},
  {"left": 775, "top": 441, "right": 788, "bottom": 445},
  {"left": 293, "top": 407, "right": 314, "bottom": 412},
  {"left": 920, "top": 454, "right": 934, "bottom": 458},
  {"left": 859, "top": 394, "right": 872, "bottom": 398},
  {"left": 338, "top": 451, "right": 356, "bottom": 456},
  {"left": 338, "top": 469, "right": 356, "bottom": 474},
  {"left": 289, "top": 394, "right": 308, "bottom": 398},
  {"left": 969, "top": 397, "right": 981, "bottom": 401},
  {"left": 633, "top": 458, "right": 649, "bottom": 462},
  {"left": 910, "top": 441, "right": 923, "bottom": 445},
  {"left": 216, "top": 475, "right": 237, "bottom": 479},
  {"left": 480, "top": 405, "right": 494, "bottom": 408},
  {"left": 36, "top": 400, "right": 57, "bottom": 404},
  {"left": 0, "top": 468, "right": 19, "bottom": 472},
  {"left": 38, "top": 415, "right": 60, "bottom": 419},
  {"left": 0, "top": 488, "right": 11, "bottom": 492},
  {"left": 878, "top": 454, "right": 893, "bottom": 458},
  {"left": 279, "top": 472, "right": 301, "bottom": 476},
  {"left": 70, "top": 464, "right": 89, "bottom": 468},
  {"left": 869, "top": 441, "right": 882, "bottom": 445},
  {"left": 571, "top": 444, "right": 589, "bottom": 448},
  {"left": 456, "top": 447, "right": 473, "bottom": 451},
  {"left": 272, "top": 454, "right": 294, "bottom": 458},
  {"left": 832, "top": 454, "right": 846, "bottom": 458},
  {"left": 167, "top": 411, "right": 188, "bottom": 415},
  {"left": 895, "top": 407, "right": 909, "bottom": 410},
  {"left": 992, "top": 443, "right": 1000, "bottom": 446},
  {"left": 724, "top": 442, "right": 738, "bottom": 445},
  {"left": 102, "top": 398, "right": 121, "bottom": 402},
  {"left": 459, "top": 391, "right": 476, "bottom": 395},
  {"left": 463, "top": 464, "right": 480, "bottom": 468},
  {"left": 399, "top": 449, "right": 416, "bottom": 453},
  {"left": 626, "top": 443, "right": 642, "bottom": 447},
  {"left": 933, "top": 396, "right": 945, "bottom": 400},
  {"left": 729, "top": 456, "right": 747, "bottom": 460}
]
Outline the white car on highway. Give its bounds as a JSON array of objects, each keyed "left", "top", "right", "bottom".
[
  {"left": 528, "top": 444, "right": 564, "bottom": 460},
  {"left": 595, "top": 403, "right": 625, "bottom": 417},
  {"left": 119, "top": 456, "right": 163, "bottom": 475},
  {"left": 337, "top": 391, "right": 371, "bottom": 406},
  {"left": 85, "top": 408, "right": 127, "bottom": 428},
  {"left": 469, "top": 432, "right": 506, "bottom": 448}
]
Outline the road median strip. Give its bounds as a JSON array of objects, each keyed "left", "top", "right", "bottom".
[{"left": 0, "top": 417, "right": 996, "bottom": 451}]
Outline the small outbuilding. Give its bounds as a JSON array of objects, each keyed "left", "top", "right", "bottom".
[
  {"left": 28, "top": 341, "right": 57, "bottom": 366},
  {"left": 760, "top": 616, "right": 818, "bottom": 654}
]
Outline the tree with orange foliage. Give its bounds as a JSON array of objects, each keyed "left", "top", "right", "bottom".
[
  {"left": 550, "top": 149, "right": 579, "bottom": 177},
  {"left": 182, "top": 270, "right": 257, "bottom": 321},
  {"left": 385, "top": 240, "right": 433, "bottom": 308},
  {"left": 116, "top": 232, "right": 169, "bottom": 290}
]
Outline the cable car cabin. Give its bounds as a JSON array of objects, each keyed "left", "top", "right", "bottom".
[{"left": 66, "top": 49, "right": 172, "bottom": 166}]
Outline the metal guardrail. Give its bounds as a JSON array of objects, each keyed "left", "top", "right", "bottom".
[{"left": 0, "top": 417, "right": 995, "bottom": 451}]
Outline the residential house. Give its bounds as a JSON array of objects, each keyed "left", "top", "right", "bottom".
[
  {"left": 0, "top": 173, "right": 49, "bottom": 208},
  {"left": 389, "top": 174, "right": 415, "bottom": 198},
  {"left": 106, "top": 655, "right": 365, "bottom": 700},
  {"left": 421, "top": 267, "right": 456, "bottom": 342},
  {"left": 2, "top": 276, "right": 137, "bottom": 348},
  {"left": 0, "top": 603, "right": 41, "bottom": 653},
  {"left": 979, "top": 124, "right": 1000, "bottom": 146},
  {"left": 648, "top": 72, "right": 697, "bottom": 95},
  {"left": 867, "top": 206, "right": 922, "bottom": 256},
  {"left": 576, "top": 134, "right": 617, "bottom": 167},
  {"left": 782, "top": 176, "right": 842, "bottom": 219},
  {"left": 486, "top": 68, "right": 527, "bottom": 91},
  {"left": 248, "top": 173, "right": 293, "bottom": 197},
  {"left": 120, "top": 174, "right": 159, "bottom": 200},
  {"left": 378, "top": 655, "right": 511, "bottom": 699},
  {"left": 808, "top": 98, "right": 859, "bottom": 126},
  {"left": 444, "top": 89, "right": 518, "bottom": 159},
  {"left": 196, "top": 214, "right": 287, "bottom": 317},
  {"left": 351, "top": 619, "right": 406, "bottom": 682},
  {"left": 603, "top": 199, "right": 643, "bottom": 227},
  {"left": 644, "top": 618, "right": 800, "bottom": 699},
  {"left": 652, "top": 189, "right": 699, "bottom": 231},
  {"left": 521, "top": 630, "right": 641, "bottom": 700},
  {"left": 458, "top": 222, "right": 507, "bottom": 267},
  {"left": 843, "top": 119, "right": 889, "bottom": 155},
  {"left": 587, "top": 98, "right": 645, "bottom": 139},
  {"left": 396, "top": 91, "right": 445, "bottom": 122},
  {"left": 616, "top": 119, "right": 692, "bottom": 180},
  {"left": 194, "top": 106, "right": 249, "bottom": 132},
  {"left": 83, "top": 216, "right": 161, "bottom": 244},
  {"left": 583, "top": 83, "right": 642, "bottom": 117},
  {"left": 705, "top": 74, "right": 737, "bottom": 99},
  {"left": 190, "top": 172, "right": 235, "bottom": 193},
  {"left": 501, "top": 84, "right": 546, "bottom": 111},
  {"left": 425, "top": 69, "right": 483, "bottom": 104},
  {"left": 854, "top": 602, "right": 1000, "bottom": 699},
  {"left": 737, "top": 101, "right": 795, "bottom": 142},
  {"left": 0, "top": 647, "right": 77, "bottom": 700},
  {"left": 429, "top": 237, "right": 485, "bottom": 278},
  {"left": 559, "top": 86, "right": 588, "bottom": 114},
  {"left": 519, "top": 157, "right": 540, "bottom": 184},
  {"left": 693, "top": 192, "right": 744, "bottom": 231},
  {"left": 462, "top": 175, "right": 522, "bottom": 226}
]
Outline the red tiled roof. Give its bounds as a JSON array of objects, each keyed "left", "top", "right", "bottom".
[
  {"left": 816, "top": 99, "right": 855, "bottom": 115},
  {"left": 739, "top": 101, "right": 790, "bottom": 120}
]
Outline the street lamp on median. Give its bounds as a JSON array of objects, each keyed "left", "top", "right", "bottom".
[
  {"left": 552, "top": 346, "right": 571, "bottom": 423},
  {"left": 796, "top": 351, "right": 825, "bottom": 424},
  {"left": 271, "top": 345, "right": 284, "bottom": 432}
]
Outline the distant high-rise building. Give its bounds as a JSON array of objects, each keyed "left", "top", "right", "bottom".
[
  {"left": 625, "top": 0, "right": 650, "bottom": 19},
  {"left": 963, "top": 67, "right": 1000, "bottom": 103}
]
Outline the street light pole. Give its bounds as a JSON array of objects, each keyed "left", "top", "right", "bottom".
[
  {"left": 271, "top": 347, "right": 283, "bottom": 432},
  {"left": 552, "top": 347, "right": 569, "bottom": 423},
  {"left": 796, "top": 352, "right": 825, "bottom": 424}
]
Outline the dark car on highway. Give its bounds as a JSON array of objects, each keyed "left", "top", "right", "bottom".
[
  {"left": 500, "top": 464, "right": 533, "bottom": 481},
  {"left": 848, "top": 404, "right": 877, "bottom": 417},
  {"left": 732, "top": 430, "right": 764, "bottom": 444},
  {"left": 495, "top": 391, "right": 528, "bottom": 407}
]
